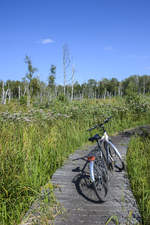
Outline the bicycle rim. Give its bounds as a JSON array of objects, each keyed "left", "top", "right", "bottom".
[
  {"left": 108, "top": 143, "right": 124, "bottom": 171},
  {"left": 79, "top": 173, "right": 102, "bottom": 202},
  {"left": 93, "top": 159, "right": 108, "bottom": 202}
]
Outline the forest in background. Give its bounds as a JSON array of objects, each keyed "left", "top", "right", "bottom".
[{"left": 1, "top": 55, "right": 150, "bottom": 107}]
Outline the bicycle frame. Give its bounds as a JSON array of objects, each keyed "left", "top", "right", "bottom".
[
  {"left": 101, "top": 131, "right": 122, "bottom": 160},
  {"left": 89, "top": 131, "right": 122, "bottom": 182}
]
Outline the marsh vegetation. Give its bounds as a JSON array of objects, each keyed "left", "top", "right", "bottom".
[{"left": 0, "top": 94, "right": 150, "bottom": 224}]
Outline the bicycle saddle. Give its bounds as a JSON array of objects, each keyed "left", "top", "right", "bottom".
[{"left": 88, "top": 134, "right": 101, "bottom": 142}]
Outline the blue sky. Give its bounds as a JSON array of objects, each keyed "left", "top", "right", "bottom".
[{"left": 0, "top": 0, "right": 150, "bottom": 84}]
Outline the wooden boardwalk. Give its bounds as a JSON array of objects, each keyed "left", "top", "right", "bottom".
[{"left": 52, "top": 133, "right": 141, "bottom": 225}]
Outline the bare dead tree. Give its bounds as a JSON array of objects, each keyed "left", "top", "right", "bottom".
[
  {"left": 27, "top": 84, "right": 30, "bottom": 107},
  {"left": 18, "top": 86, "right": 21, "bottom": 100},
  {"left": 143, "top": 77, "right": 146, "bottom": 95},
  {"left": 71, "top": 64, "right": 75, "bottom": 101},
  {"left": 63, "top": 44, "right": 70, "bottom": 96},
  {"left": 1, "top": 82, "right": 9, "bottom": 104},
  {"left": 1, "top": 81, "right": 5, "bottom": 104},
  {"left": 118, "top": 83, "right": 122, "bottom": 96},
  {"left": 4, "top": 89, "right": 9, "bottom": 104},
  {"left": 8, "top": 89, "right": 11, "bottom": 103}
]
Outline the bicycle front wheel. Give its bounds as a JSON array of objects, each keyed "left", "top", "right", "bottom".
[
  {"left": 93, "top": 157, "right": 108, "bottom": 202},
  {"left": 107, "top": 142, "right": 124, "bottom": 171}
]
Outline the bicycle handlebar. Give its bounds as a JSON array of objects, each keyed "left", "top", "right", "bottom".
[{"left": 87, "top": 116, "right": 112, "bottom": 132}]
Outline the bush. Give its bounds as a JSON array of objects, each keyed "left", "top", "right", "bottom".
[
  {"left": 125, "top": 94, "right": 150, "bottom": 114},
  {"left": 57, "top": 94, "right": 68, "bottom": 103},
  {"left": 19, "top": 96, "right": 27, "bottom": 105}
]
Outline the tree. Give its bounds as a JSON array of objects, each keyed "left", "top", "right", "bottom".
[
  {"left": 98, "top": 78, "right": 109, "bottom": 98},
  {"left": 122, "top": 75, "right": 139, "bottom": 95},
  {"left": 5, "top": 80, "right": 22, "bottom": 98},
  {"left": 73, "top": 81, "right": 82, "bottom": 99},
  {"left": 48, "top": 65, "right": 56, "bottom": 91},
  {"left": 87, "top": 79, "right": 97, "bottom": 98},
  {"left": 71, "top": 64, "right": 75, "bottom": 101},
  {"left": 30, "top": 78, "right": 40, "bottom": 97},
  {"left": 140, "top": 75, "right": 150, "bottom": 94},
  {"left": 63, "top": 44, "right": 70, "bottom": 96},
  {"left": 25, "top": 56, "right": 37, "bottom": 82},
  {"left": 24, "top": 56, "right": 38, "bottom": 106},
  {"left": 108, "top": 78, "right": 119, "bottom": 96}
]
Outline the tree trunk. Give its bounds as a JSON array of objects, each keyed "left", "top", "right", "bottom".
[
  {"left": 8, "top": 89, "right": 11, "bottom": 103},
  {"left": 71, "top": 65, "right": 75, "bottom": 101},
  {"left": 1, "top": 82, "right": 9, "bottom": 104},
  {"left": 18, "top": 86, "right": 21, "bottom": 100},
  {"left": 27, "top": 86, "right": 30, "bottom": 107}
]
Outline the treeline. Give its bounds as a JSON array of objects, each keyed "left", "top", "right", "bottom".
[
  {"left": 0, "top": 56, "right": 150, "bottom": 105},
  {"left": 1, "top": 75, "right": 150, "bottom": 104}
]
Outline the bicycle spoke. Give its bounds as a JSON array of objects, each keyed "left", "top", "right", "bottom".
[
  {"left": 79, "top": 174, "right": 100, "bottom": 202},
  {"left": 108, "top": 144, "right": 124, "bottom": 171},
  {"left": 93, "top": 159, "right": 108, "bottom": 202}
]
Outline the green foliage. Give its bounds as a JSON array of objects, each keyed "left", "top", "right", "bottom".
[
  {"left": 125, "top": 94, "right": 150, "bottom": 114},
  {"left": 0, "top": 97, "right": 150, "bottom": 224},
  {"left": 48, "top": 65, "right": 56, "bottom": 96},
  {"left": 106, "top": 215, "right": 119, "bottom": 225},
  {"left": 25, "top": 56, "right": 37, "bottom": 82},
  {"left": 127, "top": 133, "right": 150, "bottom": 225},
  {"left": 2, "top": 74, "right": 150, "bottom": 102},
  {"left": 0, "top": 119, "right": 87, "bottom": 224},
  {"left": 19, "top": 96, "right": 27, "bottom": 105},
  {"left": 30, "top": 78, "right": 41, "bottom": 96},
  {"left": 57, "top": 94, "right": 68, "bottom": 103}
]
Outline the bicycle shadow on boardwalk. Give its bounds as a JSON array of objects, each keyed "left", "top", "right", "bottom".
[{"left": 72, "top": 168, "right": 103, "bottom": 204}]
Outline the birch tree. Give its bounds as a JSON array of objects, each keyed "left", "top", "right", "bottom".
[
  {"left": 24, "top": 56, "right": 37, "bottom": 106},
  {"left": 71, "top": 64, "right": 75, "bottom": 101},
  {"left": 48, "top": 65, "right": 56, "bottom": 97},
  {"left": 63, "top": 44, "right": 70, "bottom": 96},
  {"left": 1, "top": 82, "right": 9, "bottom": 104}
]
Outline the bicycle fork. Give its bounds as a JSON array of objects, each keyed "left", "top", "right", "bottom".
[
  {"left": 107, "top": 140, "right": 123, "bottom": 161},
  {"left": 88, "top": 156, "right": 95, "bottom": 182},
  {"left": 89, "top": 160, "right": 95, "bottom": 182}
]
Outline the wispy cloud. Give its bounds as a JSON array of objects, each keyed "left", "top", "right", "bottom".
[
  {"left": 128, "top": 54, "right": 149, "bottom": 59},
  {"left": 104, "top": 46, "right": 113, "bottom": 51},
  {"left": 145, "top": 66, "right": 150, "bottom": 70},
  {"left": 41, "top": 38, "right": 55, "bottom": 44}
]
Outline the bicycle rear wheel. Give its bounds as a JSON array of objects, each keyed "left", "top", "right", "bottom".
[
  {"left": 107, "top": 142, "right": 124, "bottom": 171},
  {"left": 92, "top": 157, "right": 108, "bottom": 202}
]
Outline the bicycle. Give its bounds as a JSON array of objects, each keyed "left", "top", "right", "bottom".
[
  {"left": 87, "top": 116, "right": 124, "bottom": 201},
  {"left": 73, "top": 116, "right": 124, "bottom": 202}
]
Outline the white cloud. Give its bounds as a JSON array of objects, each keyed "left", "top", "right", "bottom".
[
  {"left": 41, "top": 38, "right": 55, "bottom": 44},
  {"left": 128, "top": 54, "right": 149, "bottom": 59},
  {"left": 145, "top": 66, "right": 150, "bottom": 70},
  {"left": 104, "top": 46, "right": 113, "bottom": 51}
]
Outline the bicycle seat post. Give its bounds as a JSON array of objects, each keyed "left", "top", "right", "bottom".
[{"left": 101, "top": 124, "right": 106, "bottom": 133}]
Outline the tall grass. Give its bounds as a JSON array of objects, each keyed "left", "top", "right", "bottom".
[
  {"left": 0, "top": 119, "right": 88, "bottom": 224},
  {"left": 127, "top": 134, "right": 150, "bottom": 225},
  {"left": 0, "top": 96, "right": 150, "bottom": 224}
]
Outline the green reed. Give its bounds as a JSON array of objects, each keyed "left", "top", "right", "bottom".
[
  {"left": 127, "top": 134, "right": 150, "bottom": 225},
  {"left": 0, "top": 96, "right": 150, "bottom": 224}
]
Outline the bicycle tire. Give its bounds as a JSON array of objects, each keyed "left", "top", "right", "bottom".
[
  {"left": 106, "top": 142, "right": 124, "bottom": 171},
  {"left": 92, "top": 157, "right": 108, "bottom": 202}
]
